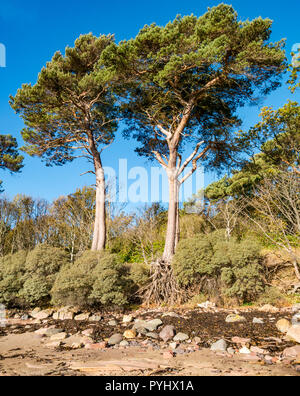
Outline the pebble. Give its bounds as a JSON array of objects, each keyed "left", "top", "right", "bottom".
[
  {"left": 123, "top": 329, "right": 136, "bottom": 339},
  {"left": 122, "top": 315, "right": 133, "bottom": 324},
  {"left": 225, "top": 314, "right": 246, "bottom": 323},
  {"left": 173, "top": 332, "right": 189, "bottom": 342},
  {"left": 159, "top": 325, "right": 175, "bottom": 342},
  {"left": 239, "top": 346, "right": 251, "bottom": 354},
  {"left": 210, "top": 339, "right": 227, "bottom": 352},
  {"left": 74, "top": 313, "right": 90, "bottom": 321},
  {"left": 108, "top": 333, "right": 123, "bottom": 345},
  {"left": 253, "top": 317, "right": 264, "bottom": 324},
  {"left": 276, "top": 319, "right": 291, "bottom": 333},
  {"left": 108, "top": 319, "right": 118, "bottom": 326}
]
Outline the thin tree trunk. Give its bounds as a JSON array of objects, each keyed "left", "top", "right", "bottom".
[
  {"left": 91, "top": 165, "right": 106, "bottom": 251},
  {"left": 162, "top": 173, "right": 178, "bottom": 262},
  {"left": 175, "top": 183, "right": 180, "bottom": 249}
]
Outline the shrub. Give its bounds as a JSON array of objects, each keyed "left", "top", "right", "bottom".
[
  {"left": 0, "top": 251, "right": 27, "bottom": 306},
  {"left": 51, "top": 251, "right": 101, "bottom": 307},
  {"left": 90, "top": 254, "right": 132, "bottom": 306},
  {"left": 256, "top": 286, "right": 287, "bottom": 306},
  {"left": 172, "top": 231, "right": 263, "bottom": 302},
  {"left": 18, "top": 276, "right": 50, "bottom": 305},
  {"left": 128, "top": 262, "right": 150, "bottom": 287}
]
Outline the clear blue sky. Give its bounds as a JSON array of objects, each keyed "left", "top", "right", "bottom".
[{"left": 0, "top": 0, "right": 299, "bottom": 205}]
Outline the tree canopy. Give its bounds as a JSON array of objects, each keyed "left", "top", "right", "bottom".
[{"left": 0, "top": 134, "right": 24, "bottom": 192}]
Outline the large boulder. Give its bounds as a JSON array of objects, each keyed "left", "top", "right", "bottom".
[{"left": 286, "top": 326, "right": 300, "bottom": 344}]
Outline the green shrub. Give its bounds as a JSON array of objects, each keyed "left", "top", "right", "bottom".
[
  {"left": 172, "top": 231, "right": 263, "bottom": 302},
  {"left": 129, "top": 262, "right": 150, "bottom": 287},
  {"left": 0, "top": 251, "right": 27, "bottom": 306},
  {"left": 19, "top": 244, "right": 69, "bottom": 306},
  {"left": 51, "top": 251, "right": 101, "bottom": 307},
  {"left": 90, "top": 254, "right": 132, "bottom": 306},
  {"left": 256, "top": 286, "right": 286, "bottom": 306}
]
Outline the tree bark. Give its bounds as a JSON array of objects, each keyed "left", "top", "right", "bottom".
[
  {"left": 91, "top": 165, "right": 106, "bottom": 251},
  {"left": 162, "top": 170, "right": 179, "bottom": 262}
]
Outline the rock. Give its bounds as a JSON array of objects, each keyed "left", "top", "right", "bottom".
[
  {"left": 45, "top": 341, "right": 62, "bottom": 348},
  {"left": 21, "top": 314, "right": 29, "bottom": 320},
  {"left": 122, "top": 315, "right": 133, "bottom": 324},
  {"left": 71, "top": 342, "right": 83, "bottom": 349},
  {"left": 239, "top": 346, "right": 251, "bottom": 354},
  {"left": 30, "top": 308, "right": 54, "bottom": 320},
  {"left": 276, "top": 319, "right": 291, "bottom": 333},
  {"left": 159, "top": 325, "right": 175, "bottom": 342},
  {"left": 197, "top": 301, "right": 216, "bottom": 309},
  {"left": 53, "top": 308, "right": 74, "bottom": 321},
  {"left": 173, "top": 332, "right": 189, "bottom": 342},
  {"left": 259, "top": 304, "right": 279, "bottom": 313},
  {"left": 292, "top": 313, "right": 300, "bottom": 326},
  {"left": 227, "top": 347, "right": 235, "bottom": 355},
  {"left": 286, "top": 325, "right": 300, "bottom": 343},
  {"left": 253, "top": 317, "right": 264, "bottom": 324},
  {"left": 169, "top": 342, "right": 178, "bottom": 350},
  {"left": 162, "top": 312, "right": 180, "bottom": 318},
  {"left": 145, "top": 319, "right": 163, "bottom": 331},
  {"left": 74, "top": 313, "right": 90, "bottom": 321},
  {"left": 292, "top": 304, "right": 300, "bottom": 313},
  {"left": 85, "top": 342, "right": 107, "bottom": 350},
  {"left": 231, "top": 337, "right": 251, "bottom": 345},
  {"left": 193, "top": 337, "right": 201, "bottom": 345},
  {"left": 210, "top": 339, "right": 227, "bottom": 352},
  {"left": 81, "top": 329, "right": 93, "bottom": 337},
  {"left": 120, "top": 340, "right": 129, "bottom": 347},
  {"left": 283, "top": 346, "right": 300, "bottom": 359},
  {"left": 89, "top": 314, "right": 103, "bottom": 322},
  {"left": 146, "top": 332, "right": 158, "bottom": 339},
  {"left": 123, "top": 329, "right": 136, "bottom": 339},
  {"left": 241, "top": 353, "right": 261, "bottom": 362},
  {"left": 108, "top": 319, "right": 118, "bottom": 326},
  {"left": 250, "top": 346, "right": 267, "bottom": 355},
  {"left": 108, "top": 333, "right": 123, "bottom": 346},
  {"left": 50, "top": 332, "right": 67, "bottom": 341},
  {"left": 35, "top": 327, "right": 63, "bottom": 336},
  {"left": 163, "top": 351, "right": 174, "bottom": 359},
  {"left": 225, "top": 314, "right": 246, "bottom": 323}
]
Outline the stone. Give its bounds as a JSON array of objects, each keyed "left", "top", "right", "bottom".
[
  {"left": 250, "top": 346, "right": 267, "bottom": 355},
  {"left": 253, "top": 317, "right": 264, "bottom": 324},
  {"left": 85, "top": 342, "right": 107, "bottom": 350},
  {"left": 286, "top": 325, "right": 300, "bottom": 343},
  {"left": 162, "top": 312, "right": 180, "bottom": 318},
  {"left": 159, "top": 325, "right": 175, "bottom": 342},
  {"left": 53, "top": 309, "right": 74, "bottom": 320},
  {"left": 50, "top": 332, "right": 67, "bottom": 341},
  {"left": 120, "top": 340, "right": 129, "bottom": 347},
  {"left": 197, "top": 301, "right": 216, "bottom": 309},
  {"left": 21, "top": 314, "right": 29, "bottom": 320},
  {"left": 239, "top": 346, "right": 251, "bottom": 354},
  {"left": 292, "top": 313, "right": 300, "bottom": 326},
  {"left": 108, "top": 333, "right": 123, "bottom": 346},
  {"left": 225, "top": 314, "right": 246, "bottom": 323},
  {"left": 276, "top": 319, "right": 291, "bottom": 333},
  {"left": 81, "top": 329, "right": 93, "bottom": 337},
  {"left": 163, "top": 351, "right": 174, "bottom": 359},
  {"left": 292, "top": 304, "right": 300, "bottom": 313},
  {"left": 169, "top": 342, "right": 178, "bottom": 350},
  {"left": 227, "top": 347, "right": 235, "bottom": 355},
  {"left": 45, "top": 341, "right": 62, "bottom": 348},
  {"left": 145, "top": 319, "right": 163, "bottom": 331},
  {"left": 71, "top": 342, "right": 83, "bottom": 349},
  {"left": 241, "top": 353, "right": 261, "bottom": 362},
  {"left": 122, "top": 315, "right": 133, "bottom": 324},
  {"left": 74, "top": 313, "right": 90, "bottom": 321},
  {"left": 283, "top": 345, "right": 300, "bottom": 358},
  {"left": 108, "top": 319, "right": 118, "bottom": 326},
  {"left": 259, "top": 304, "right": 279, "bottom": 313},
  {"left": 123, "top": 329, "right": 136, "bottom": 339},
  {"left": 173, "top": 332, "right": 189, "bottom": 342},
  {"left": 35, "top": 327, "right": 63, "bottom": 336},
  {"left": 146, "top": 332, "right": 158, "bottom": 339},
  {"left": 193, "top": 337, "right": 201, "bottom": 345},
  {"left": 210, "top": 339, "right": 227, "bottom": 352},
  {"left": 30, "top": 308, "right": 54, "bottom": 320},
  {"left": 89, "top": 314, "right": 103, "bottom": 322}
]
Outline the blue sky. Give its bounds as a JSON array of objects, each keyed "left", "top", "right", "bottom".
[{"left": 0, "top": 0, "right": 299, "bottom": 206}]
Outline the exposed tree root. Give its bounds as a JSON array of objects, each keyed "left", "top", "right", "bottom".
[{"left": 139, "top": 258, "right": 185, "bottom": 306}]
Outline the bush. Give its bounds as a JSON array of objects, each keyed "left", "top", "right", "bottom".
[
  {"left": 172, "top": 231, "right": 263, "bottom": 302},
  {"left": 19, "top": 244, "right": 69, "bottom": 306},
  {"left": 128, "top": 263, "right": 150, "bottom": 287},
  {"left": 0, "top": 251, "right": 27, "bottom": 306},
  {"left": 52, "top": 251, "right": 132, "bottom": 307},
  {"left": 256, "top": 286, "right": 287, "bottom": 306},
  {"left": 90, "top": 254, "right": 132, "bottom": 306},
  {"left": 51, "top": 251, "right": 101, "bottom": 307}
]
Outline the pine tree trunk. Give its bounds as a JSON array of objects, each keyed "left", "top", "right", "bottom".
[
  {"left": 91, "top": 166, "right": 106, "bottom": 251},
  {"left": 162, "top": 173, "right": 179, "bottom": 262}
]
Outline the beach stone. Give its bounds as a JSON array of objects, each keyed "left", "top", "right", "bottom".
[
  {"left": 225, "top": 314, "right": 246, "bottom": 323},
  {"left": 122, "top": 315, "right": 133, "bottom": 324},
  {"left": 50, "top": 332, "right": 67, "bottom": 341},
  {"left": 259, "top": 304, "right": 279, "bottom": 313},
  {"left": 89, "top": 314, "right": 102, "bottom": 322},
  {"left": 292, "top": 313, "right": 300, "bottom": 326},
  {"left": 250, "top": 346, "right": 267, "bottom": 355},
  {"left": 30, "top": 308, "right": 54, "bottom": 320},
  {"left": 85, "top": 342, "right": 107, "bottom": 350},
  {"left": 120, "top": 340, "right": 129, "bottom": 347},
  {"left": 108, "top": 319, "right": 118, "bottom": 326},
  {"left": 108, "top": 333, "right": 123, "bottom": 345},
  {"left": 123, "top": 329, "right": 136, "bottom": 339},
  {"left": 45, "top": 341, "right": 62, "bottom": 348},
  {"left": 210, "top": 339, "right": 227, "bottom": 352},
  {"left": 74, "top": 313, "right": 90, "bottom": 321},
  {"left": 276, "top": 319, "right": 291, "bottom": 333},
  {"left": 173, "top": 332, "right": 189, "bottom": 342},
  {"left": 239, "top": 346, "right": 251, "bottom": 354},
  {"left": 162, "top": 312, "right": 180, "bottom": 318},
  {"left": 145, "top": 319, "right": 163, "bottom": 331},
  {"left": 231, "top": 337, "right": 251, "bottom": 344},
  {"left": 146, "top": 332, "right": 158, "bottom": 339},
  {"left": 286, "top": 325, "right": 300, "bottom": 343},
  {"left": 35, "top": 327, "right": 63, "bottom": 336},
  {"left": 81, "top": 329, "right": 93, "bottom": 337},
  {"left": 159, "top": 325, "right": 175, "bottom": 342},
  {"left": 163, "top": 351, "right": 175, "bottom": 359},
  {"left": 292, "top": 304, "right": 300, "bottom": 313},
  {"left": 169, "top": 342, "right": 178, "bottom": 350},
  {"left": 283, "top": 345, "right": 300, "bottom": 358},
  {"left": 21, "top": 314, "right": 29, "bottom": 320},
  {"left": 53, "top": 308, "right": 74, "bottom": 320},
  {"left": 253, "top": 317, "right": 264, "bottom": 324},
  {"left": 227, "top": 347, "right": 235, "bottom": 355}
]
